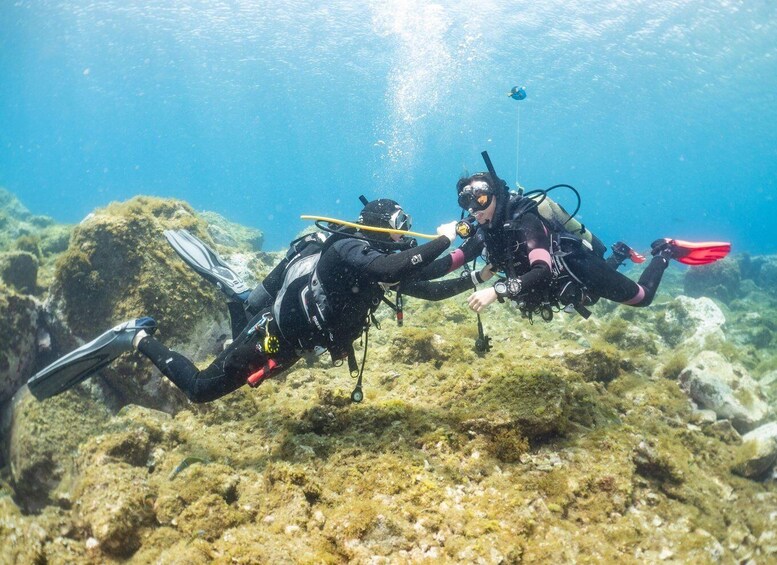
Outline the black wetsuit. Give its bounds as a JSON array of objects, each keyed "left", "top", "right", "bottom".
[
  {"left": 428, "top": 193, "right": 669, "bottom": 310},
  {"left": 137, "top": 233, "right": 471, "bottom": 402}
]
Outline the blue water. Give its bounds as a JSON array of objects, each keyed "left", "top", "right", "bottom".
[{"left": 2, "top": 1, "right": 776, "bottom": 253}]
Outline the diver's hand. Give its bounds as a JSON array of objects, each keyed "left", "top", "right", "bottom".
[
  {"left": 436, "top": 221, "right": 458, "bottom": 243},
  {"left": 479, "top": 264, "right": 495, "bottom": 282},
  {"left": 468, "top": 287, "right": 498, "bottom": 313}
]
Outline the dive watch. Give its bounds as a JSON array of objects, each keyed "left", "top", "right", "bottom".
[{"left": 494, "top": 278, "right": 522, "bottom": 301}]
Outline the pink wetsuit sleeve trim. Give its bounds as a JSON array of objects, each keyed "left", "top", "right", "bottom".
[
  {"left": 528, "top": 248, "right": 552, "bottom": 267},
  {"left": 623, "top": 285, "right": 646, "bottom": 305},
  {"left": 448, "top": 249, "right": 466, "bottom": 272}
]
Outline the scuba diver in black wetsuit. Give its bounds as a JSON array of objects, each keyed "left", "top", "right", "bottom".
[
  {"left": 435, "top": 153, "right": 731, "bottom": 322},
  {"left": 28, "top": 198, "right": 477, "bottom": 403}
]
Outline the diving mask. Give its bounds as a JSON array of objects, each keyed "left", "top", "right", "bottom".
[{"left": 457, "top": 180, "right": 494, "bottom": 212}]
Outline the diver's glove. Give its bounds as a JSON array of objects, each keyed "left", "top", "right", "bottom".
[{"left": 436, "top": 221, "right": 458, "bottom": 243}]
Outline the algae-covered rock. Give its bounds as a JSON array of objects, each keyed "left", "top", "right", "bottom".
[
  {"left": 760, "top": 369, "right": 777, "bottom": 402},
  {"left": 599, "top": 315, "right": 658, "bottom": 353},
  {"left": 732, "top": 311, "right": 775, "bottom": 349},
  {"left": 391, "top": 327, "right": 452, "bottom": 365},
  {"left": 563, "top": 345, "right": 622, "bottom": 383},
  {"left": 64, "top": 406, "right": 182, "bottom": 556},
  {"left": 656, "top": 296, "right": 726, "bottom": 351},
  {"left": 0, "top": 285, "right": 39, "bottom": 404},
  {"left": 199, "top": 210, "right": 264, "bottom": 251},
  {"left": 679, "top": 350, "right": 770, "bottom": 433},
  {"left": 633, "top": 437, "right": 689, "bottom": 484},
  {"left": 756, "top": 256, "right": 777, "bottom": 295},
  {"left": 0, "top": 251, "right": 38, "bottom": 294},
  {"left": 683, "top": 257, "right": 741, "bottom": 303},
  {"left": 74, "top": 461, "right": 155, "bottom": 556},
  {"left": 45, "top": 196, "right": 232, "bottom": 410},
  {"left": 0, "top": 188, "right": 56, "bottom": 248},
  {"left": 731, "top": 422, "right": 777, "bottom": 478},
  {"left": 0, "top": 497, "right": 48, "bottom": 564},
  {"left": 8, "top": 389, "right": 111, "bottom": 512},
  {"left": 460, "top": 361, "right": 571, "bottom": 440}
]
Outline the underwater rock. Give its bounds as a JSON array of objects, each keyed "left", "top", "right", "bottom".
[
  {"left": 0, "top": 251, "right": 38, "bottom": 294},
  {"left": 756, "top": 256, "right": 777, "bottom": 294},
  {"left": 563, "top": 345, "right": 622, "bottom": 383},
  {"left": 0, "top": 188, "right": 56, "bottom": 250},
  {"left": 8, "top": 389, "right": 111, "bottom": 512},
  {"left": 737, "top": 253, "right": 763, "bottom": 283},
  {"left": 657, "top": 296, "right": 725, "bottom": 351},
  {"left": 599, "top": 315, "right": 658, "bottom": 353},
  {"left": 0, "top": 187, "right": 33, "bottom": 221},
  {"left": 44, "top": 196, "right": 230, "bottom": 411},
  {"left": 731, "top": 422, "right": 777, "bottom": 479},
  {"left": 391, "top": 327, "right": 452, "bottom": 366},
  {"left": 199, "top": 210, "right": 264, "bottom": 251},
  {"left": 74, "top": 460, "right": 155, "bottom": 556},
  {"left": 728, "top": 311, "right": 775, "bottom": 350},
  {"left": 679, "top": 351, "right": 770, "bottom": 433},
  {"left": 0, "top": 286, "right": 39, "bottom": 405},
  {"left": 683, "top": 257, "right": 741, "bottom": 303},
  {"left": 633, "top": 439, "right": 687, "bottom": 484},
  {"left": 460, "top": 362, "right": 571, "bottom": 441},
  {"left": 759, "top": 370, "right": 777, "bottom": 402},
  {"left": 689, "top": 408, "right": 718, "bottom": 425}
]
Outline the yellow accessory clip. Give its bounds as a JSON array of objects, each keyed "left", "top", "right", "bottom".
[
  {"left": 263, "top": 334, "right": 280, "bottom": 355},
  {"left": 300, "top": 215, "right": 437, "bottom": 240}
]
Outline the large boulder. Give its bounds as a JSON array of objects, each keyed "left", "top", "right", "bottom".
[
  {"left": 44, "top": 197, "right": 232, "bottom": 412},
  {"left": 7, "top": 389, "right": 111, "bottom": 512},
  {"left": 755, "top": 256, "right": 777, "bottom": 295},
  {"left": 0, "top": 188, "right": 58, "bottom": 251},
  {"left": 0, "top": 285, "right": 39, "bottom": 405},
  {"left": 199, "top": 210, "right": 264, "bottom": 252},
  {"left": 0, "top": 251, "right": 38, "bottom": 294},
  {"left": 683, "top": 258, "right": 741, "bottom": 303},
  {"left": 71, "top": 407, "right": 174, "bottom": 557},
  {"left": 679, "top": 351, "right": 770, "bottom": 433},
  {"left": 458, "top": 361, "right": 573, "bottom": 441},
  {"left": 656, "top": 296, "right": 726, "bottom": 351}
]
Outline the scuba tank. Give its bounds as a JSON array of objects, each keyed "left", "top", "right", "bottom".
[{"left": 530, "top": 194, "right": 603, "bottom": 255}]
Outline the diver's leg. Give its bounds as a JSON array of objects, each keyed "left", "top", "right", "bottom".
[
  {"left": 135, "top": 309, "right": 296, "bottom": 402},
  {"left": 243, "top": 256, "right": 291, "bottom": 317},
  {"left": 136, "top": 335, "right": 249, "bottom": 402},
  {"left": 565, "top": 252, "right": 669, "bottom": 307},
  {"left": 134, "top": 311, "right": 267, "bottom": 402},
  {"left": 244, "top": 283, "right": 274, "bottom": 317},
  {"left": 227, "top": 302, "right": 249, "bottom": 339}
]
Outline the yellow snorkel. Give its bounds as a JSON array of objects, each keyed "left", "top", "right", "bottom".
[{"left": 300, "top": 215, "right": 438, "bottom": 240}]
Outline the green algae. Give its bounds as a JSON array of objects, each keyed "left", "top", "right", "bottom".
[
  {"left": 564, "top": 345, "right": 622, "bottom": 383},
  {"left": 657, "top": 351, "right": 688, "bottom": 380}
]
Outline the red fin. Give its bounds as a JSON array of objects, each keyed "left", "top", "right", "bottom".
[{"left": 670, "top": 239, "right": 731, "bottom": 265}]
